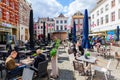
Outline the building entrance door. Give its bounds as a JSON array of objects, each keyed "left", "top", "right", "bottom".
[{"left": 0, "top": 32, "right": 8, "bottom": 44}]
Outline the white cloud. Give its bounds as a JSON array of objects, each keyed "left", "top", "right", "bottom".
[
  {"left": 64, "top": 0, "right": 97, "bottom": 17},
  {"left": 27, "top": 0, "right": 97, "bottom": 22},
  {"left": 27, "top": 0, "right": 63, "bottom": 20}
]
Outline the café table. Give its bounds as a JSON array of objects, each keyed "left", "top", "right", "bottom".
[
  {"left": 18, "top": 50, "right": 32, "bottom": 54},
  {"left": 20, "top": 58, "right": 34, "bottom": 65},
  {"left": 76, "top": 55, "right": 97, "bottom": 76},
  {"left": 76, "top": 55, "right": 97, "bottom": 63}
]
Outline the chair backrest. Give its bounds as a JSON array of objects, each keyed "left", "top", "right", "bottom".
[
  {"left": 38, "top": 60, "right": 48, "bottom": 77},
  {"left": 107, "top": 59, "right": 112, "bottom": 69},
  {"left": 73, "top": 61, "right": 84, "bottom": 73}
]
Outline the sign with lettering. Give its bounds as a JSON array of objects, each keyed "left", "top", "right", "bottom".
[{"left": 1, "top": 22, "right": 12, "bottom": 27}]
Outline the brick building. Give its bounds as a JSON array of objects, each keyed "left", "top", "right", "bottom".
[{"left": 0, "top": 0, "right": 19, "bottom": 44}]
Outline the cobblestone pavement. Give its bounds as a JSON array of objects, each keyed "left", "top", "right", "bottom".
[{"left": 0, "top": 44, "right": 120, "bottom": 80}]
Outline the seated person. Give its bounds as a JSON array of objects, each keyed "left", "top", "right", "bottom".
[
  {"left": 33, "top": 49, "right": 46, "bottom": 68},
  {"left": 5, "top": 50, "right": 26, "bottom": 74},
  {"left": 76, "top": 42, "right": 84, "bottom": 56}
]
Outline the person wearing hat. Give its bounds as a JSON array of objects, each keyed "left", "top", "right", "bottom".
[{"left": 33, "top": 49, "right": 46, "bottom": 68}]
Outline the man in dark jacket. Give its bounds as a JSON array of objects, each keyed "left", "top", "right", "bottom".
[{"left": 34, "top": 49, "right": 46, "bottom": 68}]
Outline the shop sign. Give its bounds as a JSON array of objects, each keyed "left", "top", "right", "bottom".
[
  {"left": 1, "top": 22, "right": 12, "bottom": 27},
  {"left": 106, "top": 31, "right": 115, "bottom": 41}
]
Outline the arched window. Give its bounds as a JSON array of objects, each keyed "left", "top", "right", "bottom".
[
  {"left": 6, "top": 11, "right": 9, "bottom": 20},
  {"left": 6, "top": 0, "right": 9, "bottom": 6}
]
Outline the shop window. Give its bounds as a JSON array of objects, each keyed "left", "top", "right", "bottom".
[
  {"left": 111, "top": 12, "right": 115, "bottom": 21},
  {"left": 0, "top": 8, "right": 2, "bottom": 18}
]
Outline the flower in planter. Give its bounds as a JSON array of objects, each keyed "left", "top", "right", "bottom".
[{"left": 50, "top": 48, "right": 57, "bottom": 57}]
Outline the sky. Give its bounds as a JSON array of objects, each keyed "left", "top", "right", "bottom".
[{"left": 27, "top": 0, "right": 97, "bottom": 22}]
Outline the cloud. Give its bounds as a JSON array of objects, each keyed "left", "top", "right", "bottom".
[
  {"left": 27, "top": 0, "right": 63, "bottom": 20},
  {"left": 64, "top": 0, "right": 97, "bottom": 17},
  {"left": 26, "top": 0, "right": 97, "bottom": 22}
]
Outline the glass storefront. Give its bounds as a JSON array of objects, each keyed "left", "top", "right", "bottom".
[{"left": 0, "top": 32, "right": 9, "bottom": 44}]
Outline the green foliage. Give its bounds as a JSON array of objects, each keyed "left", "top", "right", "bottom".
[
  {"left": 32, "top": 53, "right": 37, "bottom": 56},
  {"left": 85, "top": 52, "right": 90, "bottom": 56},
  {"left": 50, "top": 48, "right": 57, "bottom": 57}
]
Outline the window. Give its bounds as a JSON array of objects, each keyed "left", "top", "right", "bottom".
[
  {"left": 6, "top": 12, "right": 9, "bottom": 20},
  {"left": 92, "top": 14, "right": 94, "bottom": 19},
  {"left": 101, "top": 17, "right": 103, "bottom": 25},
  {"left": 0, "top": 8, "right": 2, "bottom": 18},
  {"left": 0, "top": 0, "right": 2, "bottom": 2},
  {"left": 65, "top": 26, "right": 67, "bottom": 30},
  {"left": 41, "top": 26, "right": 43, "bottom": 29},
  {"left": 38, "top": 26, "right": 40, "bottom": 29},
  {"left": 105, "top": 15, "right": 109, "bottom": 23},
  {"left": 105, "top": 4, "right": 109, "bottom": 11},
  {"left": 97, "top": 19, "right": 99, "bottom": 26},
  {"left": 111, "top": 12, "right": 115, "bottom": 21},
  {"left": 97, "top": 10, "right": 99, "bottom": 16},
  {"left": 60, "top": 25, "right": 63, "bottom": 30},
  {"left": 101, "top": 8, "right": 103, "bottom": 14},
  {"left": 41, "top": 21, "right": 43, "bottom": 23},
  {"left": 119, "top": 0, "right": 120, "bottom": 3},
  {"left": 6, "top": 0, "right": 9, "bottom": 6},
  {"left": 118, "top": 9, "right": 120, "bottom": 19},
  {"left": 11, "top": 2, "right": 14, "bottom": 9},
  {"left": 56, "top": 26, "right": 59, "bottom": 30},
  {"left": 80, "top": 19, "right": 83, "bottom": 24},
  {"left": 56, "top": 20, "right": 59, "bottom": 24},
  {"left": 60, "top": 20, "right": 63, "bottom": 24},
  {"left": 64, "top": 20, "right": 67, "bottom": 23},
  {"left": 111, "top": 0, "right": 115, "bottom": 8},
  {"left": 74, "top": 19, "right": 78, "bottom": 24}
]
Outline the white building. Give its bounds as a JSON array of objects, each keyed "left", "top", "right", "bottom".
[
  {"left": 34, "top": 18, "right": 55, "bottom": 39},
  {"left": 54, "top": 13, "right": 68, "bottom": 31},
  {"left": 91, "top": 0, "right": 120, "bottom": 40},
  {"left": 54, "top": 13, "right": 68, "bottom": 40}
]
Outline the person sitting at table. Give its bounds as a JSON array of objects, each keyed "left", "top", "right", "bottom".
[
  {"left": 76, "top": 42, "right": 84, "bottom": 56},
  {"left": 5, "top": 50, "right": 26, "bottom": 74},
  {"left": 33, "top": 49, "right": 46, "bottom": 68}
]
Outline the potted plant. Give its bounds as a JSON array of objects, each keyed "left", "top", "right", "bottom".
[{"left": 85, "top": 51, "right": 90, "bottom": 59}]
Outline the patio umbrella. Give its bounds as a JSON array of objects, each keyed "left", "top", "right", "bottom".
[
  {"left": 82, "top": 9, "right": 90, "bottom": 49},
  {"left": 116, "top": 26, "right": 119, "bottom": 41},
  {"left": 29, "top": 9, "right": 34, "bottom": 49},
  {"left": 72, "top": 21, "right": 77, "bottom": 43},
  {"left": 43, "top": 22, "right": 46, "bottom": 42}
]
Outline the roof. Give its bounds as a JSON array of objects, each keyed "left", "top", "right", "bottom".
[
  {"left": 73, "top": 11, "right": 83, "bottom": 16},
  {"left": 58, "top": 13, "right": 65, "bottom": 17}
]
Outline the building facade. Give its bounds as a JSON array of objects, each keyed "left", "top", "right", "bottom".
[
  {"left": 91, "top": 0, "right": 120, "bottom": 40},
  {"left": 34, "top": 18, "right": 55, "bottom": 39},
  {"left": 54, "top": 13, "right": 68, "bottom": 40},
  {"left": 0, "top": 0, "right": 19, "bottom": 44},
  {"left": 19, "top": 0, "right": 31, "bottom": 41},
  {"left": 71, "top": 11, "right": 91, "bottom": 36}
]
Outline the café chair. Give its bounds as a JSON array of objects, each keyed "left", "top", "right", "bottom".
[{"left": 91, "top": 59, "right": 112, "bottom": 80}]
